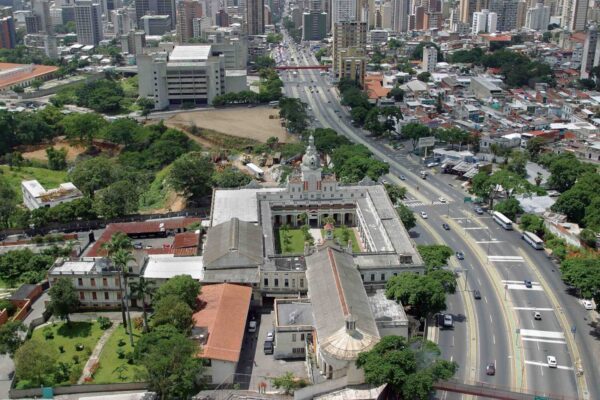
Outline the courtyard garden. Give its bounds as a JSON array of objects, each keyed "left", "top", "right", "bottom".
[
  {"left": 92, "top": 324, "right": 146, "bottom": 384},
  {"left": 276, "top": 227, "right": 310, "bottom": 254},
  {"left": 322, "top": 227, "right": 361, "bottom": 252}
]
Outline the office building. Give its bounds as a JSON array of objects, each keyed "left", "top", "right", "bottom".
[
  {"left": 246, "top": 0, "right": 264, "bottom": 34},
  {"left": 120, "top": 29, "right": 145, "bottom": 54},
  {"left": 135, "top": 0, "right": 176, "bottom": 29},
  {"left": 331, "top": 0, "right": 356, "bottom": 25},
  {"left": 381, "top": 1, "right": 392, "bottom": 29},
  {"left": 459, "top": 0, "right": 477, "bottom": 23},
  {"left": 192, "top": 16, "right": 212, "bottom": 38},
  {"left": 216, "top": 9, "right": 229, "bottom": 26},
  {"left": 332, "top": 21, "right": 366, "bottom": 82},
  {"left": 137, "top": 45, "right": 248, "bottom": 109},
  {"left": 32, "top": 0, "right": 53, "bottom": 34},
  {"left": 525, "top": 2, "right": 550, "bottom": 30},
  {"left": 367, "top": 28, "right": 388, "bottom": 43},
  {"left": 391, "top": 0, "right": 409, "bottom": 32},
  {"left": 112, "top": 8, "right": 133, "bottom": 34},
  {"left": 141, "top": 14, "right": 170, "bottom": 35},
  {"left": 74, "top": 0, "right": 103, "bottom": 45},
  {"left": 177, "top": 0, "right": 203, "bottom": 43},
  {"left": 566, "top": 0, "right": 588, "bottom": 32},
  {"left": 488, "top": 0, "right": 516, "bottom": 31},
  {"left": 472, "top": 8, "right": 496, "bottom": 33},
  {"left": 422, "top": 44, "right": 437, "bottom": 73},
  {"left": 303, "top": 11, "right": 327, "bottom": 40},
  {"left": 0, "top": 17, "right": 17, "bottom": 49},
  {"left": 581, "top": 25, "right": 600, "bottom": 78}
]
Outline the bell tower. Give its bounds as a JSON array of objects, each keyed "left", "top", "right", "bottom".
[{"left": 301, "top": 135, "right": 322, "bottom": 192}]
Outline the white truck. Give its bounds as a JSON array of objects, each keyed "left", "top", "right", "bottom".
[{"left": 246, "top": 163, "right": 264, "bottom": 180}]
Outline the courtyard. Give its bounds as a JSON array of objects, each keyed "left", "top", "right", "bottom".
[{"left": 275, "top": 227, "right": 361, "bottom": 254}]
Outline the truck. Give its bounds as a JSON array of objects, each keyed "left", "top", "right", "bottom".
[{"left": 246, "top": 163, "right": 264, "bottom": 180}]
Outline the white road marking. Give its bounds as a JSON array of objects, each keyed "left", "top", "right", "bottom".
[
  {"left": 521, "top": 337, "right": 567, "bottom": 345},
  {"left": 464, "top": 227, "right": 488, "bottom": 230},
  {"left": 484, "top": 296, "right": 488, "bottom": 304},
  {"left": 489, "top": 315, "right": 493, "bottom": 323},
  {"left": 476, "top": 240, "right": 503, "bottom": 244},
  {"left": 514, "top": 307, "right": 554, "bottom": 311},
  {"left": 520, "top": 329, "right": 565, "bottom": 339},
  {"left": 477, "top": 278, "right": 482, "bottom": 286},
  {"left": 493, "top": 335, "right": 496, "bottom": 344},
  {"left": 524, "top": 360, "right": 574, "bottom": 371},
  {"left": 502, "top": 280, "right": 540, "bottom": 285},
  {"left": 506, "top": 284, "right": 544, "bottom": 291},
  {"left": 489, "top": 256, "right": 525, "bottom": 262}
]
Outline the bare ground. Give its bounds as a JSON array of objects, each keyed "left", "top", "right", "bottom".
[
  {"left": 22, "top": 140, "right": 87, "bottom": 162},
  {"left": 165, "top": 107, "right": 298, "bottom": 144}
]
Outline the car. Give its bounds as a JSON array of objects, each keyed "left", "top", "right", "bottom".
[
  {"left": 455, "top": 252, "right": 465, "bottom": 260},
  {"left": 439, "top": 196, "right": 447, "bottom": 203},
  {"left": 486, "top": 363, "right": 496, "bottom": 376},
  {"left": 266, "top": 330, "right": 274, "bottom": 342},
  {"left": 547, "top": 355, "right": 557, "bottom": 368},
  {"left": 399, "top": 175, "right": 406, "bottom": 180},
  {"left": 534, "top": 311, "right": 542, "bottom": 320},
  {"left": 583, "top": 300, "right": 594, "bottom": 310},
  {"left": 426, "top": 162, "right": 440, "bottom": 168},
  {"left": 443, "top": 314, "right": 453, "bottom": 328},
  {"left": 263, "top": 340, "right": 274, "bottom": 355},
  {"left": 133, "top": 242, "right": 143, "bottom": 249},
  {"left": 442, "top": 223, "right": 450, "bottom": 230},
  {"left": 421, "top": 211, "right": 428, "bottom": 219},
  {"left": 473, "top": 290, "right": 481, "bottom": 299},
  {"left": 524, "top": 280, "right": 533, "bottom": 288},
  {"left": 381, "top": 178, "right": 389, "bottom": 185},
  {"left": 248, "top": 320, "right": 257, "bottom": 333},
  {"left": 474, "top": 207, "right": 484, "bottom": 215}
]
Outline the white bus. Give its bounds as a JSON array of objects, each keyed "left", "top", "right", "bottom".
[
  {"left": 522, "top": 231, "right": 544, "bottom": 250},
  {"left": 492, "top": 211, "right": 513, "bottom": 230}
]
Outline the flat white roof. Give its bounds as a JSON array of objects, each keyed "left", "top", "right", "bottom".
[
  {"left": 52, "top": 260, "right": 96, "bottom": 274},
  {"left": 143, "top": 254, "right": 204, "bottom": 280},
  {"left": 211, "top": 188, "right": 285, "bottom": 226},
  {"left": 170, "top": 45, "right": 212, "bottom": 62},
  {"left": 21, "top": 180, "right": 46, "bottom": 197}
]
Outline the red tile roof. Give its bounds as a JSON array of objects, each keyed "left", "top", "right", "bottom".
[
  {"left": 0, "top": 62, "right": 59, "bottom": 90},
  {"left": 193, "top": 283, "right": 252, "bottom": 363},
  {"left": 172, "top": 232, "right": 200, "bottom": 249}
]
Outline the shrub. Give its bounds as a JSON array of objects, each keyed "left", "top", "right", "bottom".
[
  {"left": 75, "top": 344, "right": 84, "bottom": 351},
  {"left": 97, "top": 316, "right": 113, "bottom": 330},
  {"left": 58, "top": 345, "right": 65, "bottom": 353},
  {"left": 72, "top": 355, "right": 80, "bottom": 364},
  {"left": 43, "top": 328, "right": 54, "bottom": 340},
  {"left": 118, "top": 338, "right": 126, "bottom": 347},
  {"left": 117, "top": 349, "right": 125, "bottom": 359},
  {"left": 0, "top": 300, "right": 16, "bottom": 316}
]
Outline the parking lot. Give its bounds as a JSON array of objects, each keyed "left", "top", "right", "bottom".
[{"left": 235, "top": 310, "right": 308, "bottom": 392}]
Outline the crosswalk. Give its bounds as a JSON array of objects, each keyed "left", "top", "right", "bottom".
[{"left": 402, "top": 199, "right": 453, "bottom": 208}]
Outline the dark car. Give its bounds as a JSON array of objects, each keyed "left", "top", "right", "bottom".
[
  {"left": 263, "top": 340, "right": 274, "bottom": 355},
  {"left": 442, "top": 223, "right": 450, "bottom": 231},
  {"left": 486, "top": 363, "right": 496, "bottom": 376},
  {"left": 133, "top": 242, "right": 143, "bottom": 249},
  {"left": 455, "top": 252, "right": 465, "bottom": 260},
  {"left": 474, "top": 207, "right": 484, "bottom": 215},
  {"left": 524, "top": 280, "right": 533, "bottom": 288},
  {"left": 473, "top": 290, "right": 481, "bottom": 300}
]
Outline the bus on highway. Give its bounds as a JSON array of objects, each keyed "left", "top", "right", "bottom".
[
  {"left": 492, "top": 211, "right": 513, "bottom": 230},
  {"left": 522, "top": 231, "right": 544, "bottom": 249}
]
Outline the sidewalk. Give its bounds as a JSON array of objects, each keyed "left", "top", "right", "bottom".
[{"left": 77, "top": 322, "right": 118, "bottom": 384}]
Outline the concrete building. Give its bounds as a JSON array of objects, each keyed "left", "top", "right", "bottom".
[
  {"left": 367, "top": 28, "right": 388, "bottom": 44},
  {"left": 137, "top": 45, "right": 247, "bottom": 108},
  {"left": 177, "top": 0, "right": 203, "bottom": 43},
  {"left": 302, "top": 11, "right": 327, "bottom": 40},
  {"left": 192, "top": 16, "right": 212, "bottom": 38},
  {"left": 112, "top": 8, "right": 133, "bottom": 34},
  {"left": 525, "top": 2, "right": 550, "bottom": 31},
  {"left": 331, "top": 0, "right": 356, "bottom": 25},
  {"left": 273, "top": 298, "right": 315, "bottom": 359},
  {"left": 562, "top": 0, "right": 588, "bottom": 32},
  {"left": 338, "top": 47, "right": 366, "bottom": 85},
  {"left": 422, "top": 44, "right": 437, "bottom": 73},
  {"left": 135, "top": 0, "right": 176, "bottom": 29},
  {"left": 488, "top": 0, "right": 517, "bottom": 31},
  {"left": 391, "top": 0, "right": 410, "bottom": 32},
  {"left": 74, "top": 0, "right": 103, "bottom": 45},
  {"left": 141, "top": 14, "right": 171, "bottom": 35},
  {"left": 459, "top": 0, "right": 477, "bottom": 23},
  {"left": 581, "top": 25, "right": 600, "bottom": 79},
  {"left": 469, "top": 76, "right": 504, "bottom": 100},
  {"left": 120, "top": 29, "right": 145, "bottom": 54},
  {"left": 21, "top": 180, "right": 83, "bottom": 210},
  {"left": 332, "top": 21, "right": 366, "bottom": 81},
  {"left": 247, "top": 0, "right": 264, "bottom": 34},
  {"left": 0, "top": 16, "right": 16, "bottom": 49},
  {"left": 472, "top": 8, "right": 496, "bottom": 33}
]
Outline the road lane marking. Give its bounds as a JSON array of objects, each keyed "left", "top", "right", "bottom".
[
  {"left": 490, "top": 315, "right": 493, "bottom": 323},
  {"left": 506, "top": 284, "right": 544, "bottom": 291},
  {"left": 464, "top": 227, "right": 488, "bottom": 230},
  {"left": 484, "top": 296, "right": 488, "bottom": 303},
  {"left": 525, "top": 360, "right": 574, "bottom": 371},
  {"left": 493, "top": 335, "right": 496, "bottom": 344},
  {"left": 488, "top": 255, "right": 525, "bottom": 262},
  {"left": 502, "top": 280, "right": 541, "bottom": 285},
  {"left": 514, "top": 307, "right": 554, "bottom": 311},
  {"left": 520, "top": 329, "right": 565, "bottom": 339},
  {"left": 522, "top": 338, "right": 567, "bottom": 345},
  {"left": 476, "top": 240, "right": 503, "bottom": 244}
]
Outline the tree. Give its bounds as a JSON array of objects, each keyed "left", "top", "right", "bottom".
[
  {"left": 579, "top": 229, "right": 597, "bottom": 248},
  {"left": 271, "top": 372, "right": 307, "bottom": 394},
  {"left": 213, "top": 168, "right": 252, "bottom": 188},
  {"left": 30, "top": 79, "right": 43, "bottom": 90},
  {"left": 102, "top": 233, "right": 132, "bottom": 329},
  {"left": 385, "top": 273, "right": 448, "bottom": 319},
  {"left": 401, "top": 123, "right": 431, "bottom": 150},
  {"left": 519, "top": 213, "right": 544, "bottom": 236},
  {"left": 254, "top": 55, "right": 276, "bottom": 70},
  {"left": 152, "top": 294, "right": 194, "bottom": 334},
  {"left": 385, "top": 184, "right": 407, "bottom": 205},
  {"left": 154, "top": 275, "right": 200, "bottom": 309},
  {"left": 417, "top": 245, "right": 453, "bottom": 271},
  {"left": 417, "top": 72, "right": 431, "bottom": 82},
  {"left": 387, "top": 87, "right": 404, "bottom": 102},
  {"left": 14, "top": 339, "right": 58, "bottom": 387},
  {"left": 0, "top": 321, "right": 25, "bottom": 356},
  {"left": 0, "top": 177, "right": 17, "bottom": 229},
  {"left": 547, "top": 153, "right": 596, "bottom": 192},
  {"left": 48, "top": 277, "right": 80, "bottom": 323},
  {"left": 134, "top": 325, "right": 203, "bottom": 400},
  {"left": 169, "top": 152, "right": 215, "bottom": 201},
  {"left": 506, "top": 150, "right": 528, "bottom": 177},
  {"left": 60, "top": 112, "right": 105, "bottom": 145},
  {"left": 129, "top": 277, "right": 156, "bottom": 332},
  {"left": 46, "top": 147, "right": 68, "bottom": 170},
  {"left": 560, "top": 256, "right": 600, "bottom": 307},
  {"left": 111, "top": 248, "right": 136, "bottom": 345},
  {"left": 102, "top": 118, "right": 140, "bottom": 144},
  {"left": 526, "top": 137, "right": 545, "bottom": 161},
  {"left": 356, "top": 335, "right": 457, "bottom": 399},
  {"left": 69, "top": 156, "right": 117, "bottom": 197},
  {"left": 396, "top": 204, "right": 416, "bottom": 230},
  {"left": 494, "top": 198, "right": 523, "bottom": 221},
  {"left": 93, "top": 180, "right": 141, "bottom": 218},
  {"left": 137, "top": 97, "right": 154, "bottom": 118}
]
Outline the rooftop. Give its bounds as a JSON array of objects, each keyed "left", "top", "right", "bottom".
[
  {"left": 203, "top": 218, "right": 264, "bottom": 269},
  {"left": 0, "top": 62, "right": 59, "bottom": 90},
  {"left": 142, "top": 254, "right": 203, "bottom": 280},
  {"left": 275, "top": 299, "right": 314, "bottom": 327},
  {"left": 211, "top": 188, "right": 284, "bottom": 226},
  {"left": 170, "top": 45, "right": 212, "bottom": 62}
]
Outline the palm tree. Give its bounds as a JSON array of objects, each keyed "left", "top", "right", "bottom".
[
  {"left": 112, "top": 249, "right": 136, "bottom": 346},
  {"left": 129, "top": 277, "right": 156, "bottom": 332}
]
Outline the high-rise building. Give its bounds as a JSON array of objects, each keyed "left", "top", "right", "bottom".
[
  {"left": 422, "top": 45, "right": 437, "bottom": 72},
  {"left": 332, "top": 21, "right": 366, "bottom": 81},
  {"left": 112, "top": 8, "right": 133, "bottom": 34},
  {"left": 331, "top": 0, "right": 356, "bottom": 25},
  {"left": 74, "top": 0, "right": 103, "bottom": 45},
  {"left": 120, "top": 29, "right": 145, "bottom": 54},
  {"left": 135, "top": 0, "right": 176, "bottom": 29},
  {"left": 525, "top": 2, "right": 550, "bottom": 30},
  {"left": 32, "top": 0, "right": 53, "bottom": 34},
  {"left": 177, "top": 0, "right": 203, "bottom": 43},
  {"left": 141, "top": 14, "right": 171, "bottom": 34},
  {"left": 216, "top": 9, "right": 229, "bottom": 26},
  {"left": 459, "top": 0, "right": 477, "bottom": 23},
  {"left": 303, "top": 11, "right": 327, "bottom": 40},
  {"left": 381, "top": 1, "right": 392, "bottom": 29},
  {"left": 391, "top": 0, "right": 409, "bottom": 32},
  {"left": 0, "top": 16, "right": 16, "bottom": 49},
  {"left": 246, "top": 0, "right": 264, "bottom": 34},
  {"left": 581, "top": 25, "right": 600, "bottom": 78},
  {"left": 472, "top": 8, "right": 497, "bottom": 33},
  {"left": 515, "top": 0, "right": 527, "bottom": 29},
  {"left": 488, "top": 0, "right": 517, "bottom": 31},
  {"left": 569, "top": 0, "right": 588, "bottom": 31}
]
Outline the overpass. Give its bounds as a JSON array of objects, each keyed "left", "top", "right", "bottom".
[
  {"left": 434, "top": 380, "right": 578, "bottom": 400},
  {"left": 275, "top": 65, "right": 331, "bottom": 70}
]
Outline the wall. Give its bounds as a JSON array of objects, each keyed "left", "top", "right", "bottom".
[
  {"left": 274, "top": 328, "right": 311, "bottom": 359},
  {"left": 10, "top": 284, "right": 43, "bottom": 309},
  {"left": 205, "top": 359, "right": 236, "bottom": 385},
  {"left": 294, "top": 376, "right": 348, "bottom": 400},
  {"left": 544, "top": 220, "right": 582, "bottom": 248},
  {"left": 9, "top": 382, "right": 148, "bottom": 398}
]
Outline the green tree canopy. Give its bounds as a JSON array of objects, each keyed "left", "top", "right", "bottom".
[
  {"left": 493, "top": 198, "right": 523, "bottom": 221},
  {"left": 560, "top": 256, "right": 600, "bottom": 308},
  {"left": 519, "top": 213, "right": 544, "bottom": 236},
  {"left": 169, "top": 152, "right": 215, "bottom": 201},
  {"left": 69, "top": 156, "right": 118, "bottom": 197},
  {"left": 14, "top": 339, "right": 58, "bottom": 387},
  {"left": 213, "top": 168, "right": 252, "bottom": 188},
  {"left": 48, "top": 277, "right": 80, "bottom": 323},
  {"left": 396, "top": 203, "right": 416, "bottom": 231},
  {"left": 417, "top": 245, "right": 453, "bottom": 271},
  {"left": 401, "top": 123, "right": 431, "bottom": 150},
  {"left": 384, "top": 183, "right": 407, "bottom": 205},
  {"left": 59, "top": 112, "right": 105, "bottom": 144},
  {"left": 152, "top": 294, "right": 194, "bottom": 334},
  {"left": 0, "top": 177, "right": 17, "bottom": 229},
  {"left": 385, "top": 273, "right": 452, "bottom": 319},
  {"left": 0, "top": 321, "right": 25, "bottom": 356},
  {"left": 154, "top": 275, "right": 201, "bottom": 309}
]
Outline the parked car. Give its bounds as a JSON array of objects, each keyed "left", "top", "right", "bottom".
[
  {"left": 547, "top": 355, "right": 557, "bottom": 368},
  {"left": 443, "top": 314, "right": 453, "bottom": 328},
  {"left": 264, "top": 340, "right": 274, "bottom": 355},
  {"left": 455, "top": 252, "right": 465, "bottom": 260},
  {"left": 266, "top": 330, "right": 274, "bottom": 342},
  {"left": 399, "top": 175, "right": 406, "bottom": 180},
  {"left": 524, "top": 280, "right": 533, "bottom": 288},
  {"left": 133, "top": 242, "right": 143, "bottom": 249},
  {"left": 583, "top": 300, "right": 594, "bottom": 310},
  {"left": 248, "top": 321, "right": 257, "bottom": 333},
  {"left": 442, "top": 223, "right": 450, "bottom": 230},
  {"left": 474, "top": 207, "right": 484, "bottom": 215},
  {"left": 439, "top": 196, "right": 447, "bottom": 203},
  {"left": 473, "top": 290, "right": 481, "bottom": 300},
  {"left": 486, "top": 363, "right": 496, "bottom": 376}
]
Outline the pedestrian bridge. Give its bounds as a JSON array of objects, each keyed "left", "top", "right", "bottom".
[
  {"left": 275, "top": 65, "right": 331, "bottom": 70},
  {"left": 435, "top": 380, "right": 578, "bottom": 400}
]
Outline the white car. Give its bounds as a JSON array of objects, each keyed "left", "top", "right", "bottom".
[
  {"left": 547, "top": 355, "right": 557, "bottom": 368},
  {"left": 421, "top": 211, "right": 428, "bottom": 219},
  {"left": 583, "top": 300, "right": 594, "bottom": 310},
  {"left": 439, "top": 196, "right": 447, "bottom": 203}
]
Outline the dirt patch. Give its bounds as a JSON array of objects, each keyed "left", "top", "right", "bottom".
[
  {"left": 165, "top": 106, "right": 298, "bottom": 144},
  {"left": 141, "top": 191, "right": 186, "bottom": 214},
  {"left": 22, "top": 140, "right": 87, "bottom": 162}
]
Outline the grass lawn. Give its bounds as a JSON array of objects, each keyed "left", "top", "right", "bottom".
[
  {"left": 276, "top": 228, "right": 308, "bottom": 254},
  {"left": 92, "top": 325, "right": 146, "bottom": 384},
  {"left": 138, "top": 164, "right": 173, "bottom": 211},
  {"left": 0, "top": 165, "right": 68, "bottom": 202},
  {"left": 322, "top": 228, "right": 361, "bottom": 252},
  {"left": 31, "top": 321, "right": 104, "bottom": 383}
]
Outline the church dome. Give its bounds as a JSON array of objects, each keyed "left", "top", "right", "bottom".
[{"left": 302, "top": 135, "right": 320, "bottom": 170}]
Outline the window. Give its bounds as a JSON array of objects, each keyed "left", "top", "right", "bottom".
[
  {"left": 79, "top": 292, "right": 85, "bottom": 300},
  {"left": 292, "top": 279, "right": 295, "bottom": 287},
  {"left": 90, "top": 278, "right": 96, "bottom": 287},
  {"left": 380, "top": 273, "right": 385, "bottom": 281},
  {"left": 370, "top": 274, "right": 375, "bottom": 281},
  {"left": 300, "top": 278, "right": 304, "bottom": 288},
  {"left": 115, "top": 277, "right": 120, "bottom": 287},
  {"left": 264, "top": 278, "right": 269, "bottom": 287},
  {"left": 361, "top": 274, "right": 364, "bottom": 281},
  {"left": 301, "top": 333, "right": 305, "bottom": 341},
  {"left": 393, "top": 272, "right": 398, "bottom": 276},
  {"left": 103, "top": 278, "right": 108, "bottom": 287},
  {"left": 292, "top": 348, "right": 305, "bottom": 354},
  {"left": 77, "top": 278, "right": 83, "bottom": 286},
  {"left": 117, "top": 292, "right": 122, "bottom": 300},
  {"left": 104, "top": 292, "right": 109, "bottom": 300},
  {"left": 92, "top": 292, "right": 97, "bottom": 300},
  {"left": 292, "top": 333, "right": 297, "bottom": 342},
  {"left": 274, "top": 278, "right": 279, "bottom": 287},
  {"left": 284, "top": 279, "right": 289, "bottom": 287}
]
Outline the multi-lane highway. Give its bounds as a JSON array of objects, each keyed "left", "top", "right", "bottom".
[{"left": 274, "top": 26, "right": 598, "bottom": 399}]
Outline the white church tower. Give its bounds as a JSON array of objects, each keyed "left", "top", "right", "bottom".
[{"left": 301, "top": 135, "right": 323, "bottom": 192}]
